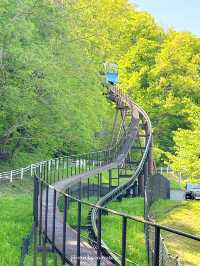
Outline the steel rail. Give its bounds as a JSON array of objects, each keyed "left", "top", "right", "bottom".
[{"left": 90, "top": 87, "right": 153, "bottom": 264}]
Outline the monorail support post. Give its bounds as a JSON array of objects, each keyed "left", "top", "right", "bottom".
[{"left": 138, "top": 173, "right": 144, "bottom": 196}]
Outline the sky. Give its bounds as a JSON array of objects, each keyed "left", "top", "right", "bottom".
[{"left": 130, "top": 0, "right": 200, "bottom": 36}]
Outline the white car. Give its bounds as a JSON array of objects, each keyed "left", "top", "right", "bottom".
[{"left": 185, "top": 184, "right": 200, "bottom": 200}]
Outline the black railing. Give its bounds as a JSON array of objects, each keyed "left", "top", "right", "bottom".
[
  {"left": 19, "top": 228, "right": 33, "bottom": 266},
  {"left": 33, "top": 177, "right": 200, "bottom": 266}
]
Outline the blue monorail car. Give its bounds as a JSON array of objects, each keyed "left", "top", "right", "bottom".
[{"left": 103, "top": 63, "right": 118, "bottom": 85}]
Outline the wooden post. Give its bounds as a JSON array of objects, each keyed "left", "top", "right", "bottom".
[
  {"left": 31, "top": 164, "right": 33, "bottom": 177},
  {"left": 21, "top": 168, "right": 24, "bottom": 181}
]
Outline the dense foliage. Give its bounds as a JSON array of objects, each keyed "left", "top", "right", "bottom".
[
  {"left": 1, "top": 0, "right": 200, "bottom": 179},
  {"left": 0, "top": 0, "right": 111, "bottom": 169}
]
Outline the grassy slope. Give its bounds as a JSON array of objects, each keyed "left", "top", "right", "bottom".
[
  {"left": 0, "top": 179, "right": 33, "bottom": 266},
  {"left": 150, "top": 200, "right": 200, "bottom": 266},
  {"left": 0, "top": 178, "right": 63, "bottom": 266},
  {"left": 102, "top": 198, "right": 147, "bottom": 266}
]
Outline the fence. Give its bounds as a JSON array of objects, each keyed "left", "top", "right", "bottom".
[
  {"left": 0, "top": 148, "right": 115, "bottom": 183},
  {"left": 33, "top": 176, "right": 200, "bottom": 266},
  {"left": 145, "top": 174, "right": 182, "bottom": 265}
]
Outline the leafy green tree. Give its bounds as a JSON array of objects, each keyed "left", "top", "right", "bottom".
[
  {"left": 167, "top": 103, "right": 200, "bottom": 179},
  {"left": 0, "top": 0, "right": 110, "bottom": 168},
  {"left": 119, "top": 29, "right": 200, "bottom": 166}
]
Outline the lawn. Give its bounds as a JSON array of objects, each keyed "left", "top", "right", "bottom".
[
  {"left": 0, "top": 179, "right": 33, "bottom": 266},
  {"left": 102, "top": 198, "right": 148, "bottom": 266},
  {"left": 150, "top": 199, "right": 200, "bottom": 266},
  {"left": 0, "top": 178, "right": 64, "bottom": 266}
]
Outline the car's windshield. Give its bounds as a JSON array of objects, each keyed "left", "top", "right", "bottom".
[
  {"left": 187, "top": 184, "right": 200, "bottom": 190},
  {"left": 190, "top": 186, "right": 200, "bottom": 190}
]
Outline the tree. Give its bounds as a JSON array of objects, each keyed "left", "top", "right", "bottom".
[{"left": 0, "top": 0, "right": 111, "bottom": 168}]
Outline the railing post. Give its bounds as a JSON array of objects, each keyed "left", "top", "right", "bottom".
[
  {"left": 45, "top": 185, "right": 49, "bottom": 243},
  {"left": 88, "top": 154, "right": 91, "bottom": 170},
  {"left": 46, "top": 162, "right": 49, "bottom": 184},
  {"left": 97, "top": 208, "right": 102, "bottom": 266},
  {"left": 53, "top": 160, "right": 56, "bottom": 183},
  {"left": 57, "top": 158, "right": 60, "bottom": 181},
  {"left": 49, "top": 159, "right": 53, "bottom": 183},
  {"left": 39, "top": 180, "right": 43, "bottom": 245},
  {"left": 77, "top": 201, "right": 81, "bottom": 266},
  {"left": 66, "top": 157, "right": 69, "bottom": 177},
  {"left": 121, "top": 216, "right": 127, "bottom": 266},
  {"left": 21, "top": 168, "right": 24, "bottom": 181},
  {"left": 154, "top": 226, "right": 160, "bottom": 266},
  {"left": 62, "top": 157, "right": 65, "bottom": 179},
  {"left": 79, "top": 156, "right": 81, "bottom": 174},
  {"left": 87, "top": 178, "right": 90, "bottom": 200},
  {"left": 62, "top": 194, "right": 67, "bottom": 263},
  {"left": 52, "top": 189, "right": 56, "bottom": 251},
  {"left": 33, "top": 177, "right": 39, "bottom": 266},
  {"left": 39, "top": 164, "right": 42, "bottom": 175}
]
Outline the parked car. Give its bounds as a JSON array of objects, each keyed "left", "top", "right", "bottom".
[{"left": 185, "top": 183, "right": 200, "bottom": 200}]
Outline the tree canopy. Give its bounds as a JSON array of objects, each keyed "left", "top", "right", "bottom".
[{"left": 1, "top": 0, "right": 200, "bottom": 179}]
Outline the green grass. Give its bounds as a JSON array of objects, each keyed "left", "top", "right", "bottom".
[
  {"left": 83, "top": 168, "right": 134, "bottom": 188},
  {"left": 0, "top": 181, "right": 33, "bottom": 266},
  {"left": 59, "top": 195, "right": 148, "bottom": 266},
  {"left": 102, "top": 197, "right": 148, "bottom": 266},
  {"left": 150, "top": 199, "right": 200, "bottom": 266},
  {"left": 0, "top": 178, "right": 63, "bottom": 266},
  {"left": 58, "top": 196, "right": 97, "bottom": 226}
]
